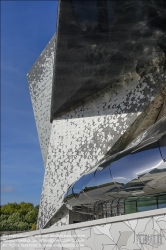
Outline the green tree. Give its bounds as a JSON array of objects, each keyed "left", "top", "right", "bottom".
[
  {"left": 34, "top": 205, "right": 39, "bottom": 215},
  {"left": 0, "top": 220, "right": 8, "bottom": 231},
  {"left": 7, "top": 213, "right": 22, "bottom": 224},
  {"left": 0, "top": 214, "right": 9, "bottom": 221},
  {"left": 12, "top": 221, "right": 30, "bottom": 231},
  {"left": 19, "top": 202, "right": 34, "bottom": 216},
  {"left": 1, "top": 203, "right": 20, "bottom": 215},
  {"left": 0, "top": 202, "right": 39, "bottom": 231},
  {"left": 25, "top": 210, "right": 37, "bottom": 224},
  {"left": 30, "top": 222, "right": 37, "bottom": 231}
]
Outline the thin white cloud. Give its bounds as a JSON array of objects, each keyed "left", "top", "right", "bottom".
[{"left": 2, "top": 185, "right": 16, "bottom": 193}]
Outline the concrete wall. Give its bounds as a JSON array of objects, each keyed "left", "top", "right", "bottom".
[
  {"left": 37, "top": 50, "right": 166, "bottom": 228},
  {"left": 27, "top": 35, "right": 56, "bottom": 167},
  {"left": 1, "top": 209, "right": 166, "bottom": 250}
]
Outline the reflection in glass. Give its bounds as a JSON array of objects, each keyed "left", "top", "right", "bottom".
[
  {"left": 72, "top": 0, "right": 98, "bottom": 33},
  {"left": 125, "top": 196, "right": 138, "bottom": 214},
  {"left": 117, "top": 198, "right": 125, "bottom": 215},
  {"left": 137, "top": 195, "right": 157, "bottom": 212},
  {"left": 102, "top": 203, "right": 107, "bottom": 218},
  {"left": 111, "top": 199, "right": 119, "bottom": 216},
  {"left": 158, "top": 195, "right": 166, "bottom": 209}
]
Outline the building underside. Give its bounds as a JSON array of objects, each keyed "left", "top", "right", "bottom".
[{"left": 27, "top": 0, "right": 166, "bottom": 229}]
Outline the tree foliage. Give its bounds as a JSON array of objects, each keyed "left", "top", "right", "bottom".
[
  {"left": 1, "top": 202, "right": 20, "bottom": 215},
  {"left": 0, "top": 202, "right": 39, "bottom": 231},
  {"left": 25, "top": 210, "right": 38, "bottom": 223},
  {"left": 30, "top": 222, "right": 37, "bottom": 231}
]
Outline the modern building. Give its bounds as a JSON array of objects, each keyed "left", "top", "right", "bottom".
[
  {"left": 2, "top": 0, "right": 165, "bottom": 249},
  {"left": 28, "top": 0, "right": 166, "bottom": 228},
  {"left": 27, "top": 35, "right": 56, "bottom": 168}
]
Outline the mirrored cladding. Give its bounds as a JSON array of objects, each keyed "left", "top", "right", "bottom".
[
  {"left": 84, "top": 166, "right": 118, "bottom": 200},
  {"left": 63, "top": 118, "right": 166, "bottom": 210},
  {"left": 125, "top": 116, "right": 166, "bottom": 151},
  {"left": 63, "top": 183, "right": 75, "bottom": 203},
  {"left": 111, "top": 142, "right": 163, "bottom": 193},
  {"left": 159, "top": 134, "right": 166, "bottom": 161},
  {"left": 73, "top": 171, "right": 95, "bottom": 197},
  {"left": 51, "top": 0, "right": 166, "bottom": 119}
]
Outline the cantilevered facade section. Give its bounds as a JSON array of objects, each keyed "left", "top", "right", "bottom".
[{"left": 64, "top": 117, "right": 166, "bottom": 218}]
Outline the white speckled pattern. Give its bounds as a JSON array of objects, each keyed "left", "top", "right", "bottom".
[
  {"left": 27, "top": 35, "right": 56, "bottom": 167},
  {"left": 37, "top": 53, "right": 166, "bottom": 228},
  {"left": 1, "top": 210, "right": 166, "bottom": 250}
]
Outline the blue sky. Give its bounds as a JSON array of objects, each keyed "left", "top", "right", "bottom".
[{"left": 1, "top": 1, "right": 58, "bottom": 206}]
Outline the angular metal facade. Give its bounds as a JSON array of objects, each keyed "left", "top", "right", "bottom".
[
  {"left": 27, "top": 35, "right": 56, "bottom": 167},
  {"left": 27, "top": 0, "right": 166, "bottom": 229}
]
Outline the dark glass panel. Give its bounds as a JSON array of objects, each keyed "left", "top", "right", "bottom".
[
  {"left": 158, "top": 194, "right": 166, "bottom": 209},
  {"left": 125, "top": 196, "right": 138, "bottom": 214},
  {"left": 51, "top": 0, "right": 166, "bottom": 119},
  {"left": 137, "top": 195, "right": 157, "bottom": 212},
  {"left": 72, "top": 0, "right": 98, "bottom": 33}
]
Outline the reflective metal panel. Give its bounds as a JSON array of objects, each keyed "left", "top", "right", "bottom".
[
  {"left": 63, "top": 117, "right": 166, "bottom": 212},
  {"left": 86, "top": 166, "right": 112, "bottom": 188},
  {"left": 73, "top": 171, "right": 95, "bottom": 196},
  {"left": 84, "top": 166, "right": 118, "bottom": 200},
  {"left": 111, "top": 142, "right": 164, "bottom": 196},
  {"left": 51, "top": 0, "right": 166, "bottom": 119},
  {"left": 63, "top": 183, "right": 75, "bottom": 203},
  {"left": 159, "top": 135, "right": 166, "bottom": 161}
]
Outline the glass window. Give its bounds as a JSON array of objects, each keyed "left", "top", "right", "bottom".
[
  {"left": 111, "top": 199, "right": 119, "bottom": 216},
  {"left": 158, "top": 194, "right": 166, "bottom": 209},
  {"left": 137, "top": 195, "right": 157, "bottom": 212},
  {"left": 125, "top": 197, "right": 138, "bottom": 214},
  {"left": 118, "top": 198, "right": 125, "bottom": 215}
]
